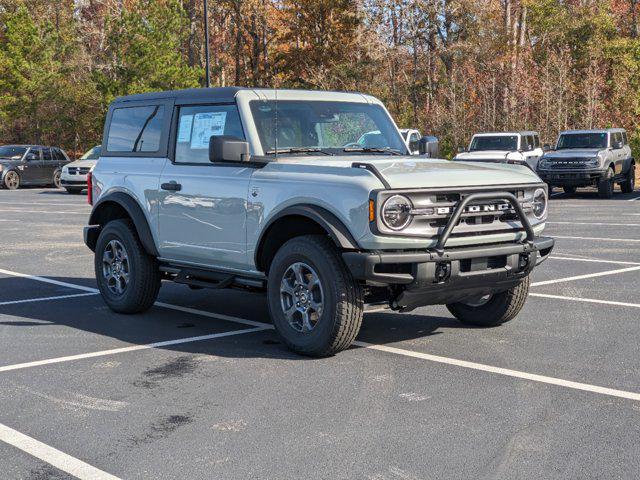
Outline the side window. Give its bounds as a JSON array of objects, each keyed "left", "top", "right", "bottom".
[
  {"left": 521, "top": 135, "right": 533, "bottom": 151},
  {"left": 52, "top": 148, "right": 63, "bottom": 161},
  {"left": 622, "top": 132, "right": 628, "bottom": 145},
  {"left": 106, "top": 105, "right": 165, "bottom": 153},
  {"left": 42, "top": 147, "right": 52, "bottom": 161},
  {"left": 26, "top": 148, "right": 40, "bottom": 161},
  {"left": 533, "top": 135, "right": 540, "bottom": 148},
  {"left": 613, "top": 132, "right": 623, "bottom": 147},
  {"left": 174, "top": 104, "right": 244, "bottom": 164}
]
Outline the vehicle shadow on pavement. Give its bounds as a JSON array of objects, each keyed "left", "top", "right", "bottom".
[
  {"left": 550, "top": 190, "right": 639, "bottom": 201},
  {"left": 0, "top": 276, "right": 471, "bottom": 361}
]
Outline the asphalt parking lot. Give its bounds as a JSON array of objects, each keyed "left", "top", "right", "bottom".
[{"left": 0, "top": 187, "right": 639, "bottom": 479}]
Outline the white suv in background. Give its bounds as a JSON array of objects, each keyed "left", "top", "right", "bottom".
[
  {"left": 454, "top": 132, "right": 544, "bottom": 171},
  {"left": 60, "top": 145, "right": 101, "bottom": 194}
]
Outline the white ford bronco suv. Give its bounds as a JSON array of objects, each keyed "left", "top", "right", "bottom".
[
  {"left": 84, "top": 88, "right": 554, "bottom": 356},
  {"left": 454, "top": 131, "right": 544, "bottom": 171},
  {"left": 537, "top": 129, "right": 635, "bottom": 198}
]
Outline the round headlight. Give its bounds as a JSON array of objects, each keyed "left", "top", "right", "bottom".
[
  {"left": 382, "top": 195, "right": 413, "bottom": 230},
  {"left": 532, "top": 188, "right": 547, "bottom": 219}
]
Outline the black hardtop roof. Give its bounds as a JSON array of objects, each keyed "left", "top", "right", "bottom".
[{"left": 112, "top": 87, "right": 249, "bottom": 104}]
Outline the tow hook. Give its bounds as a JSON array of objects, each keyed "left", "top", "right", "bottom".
[{"left": 435, "top": 262, "right": 451, "bottom": 283}]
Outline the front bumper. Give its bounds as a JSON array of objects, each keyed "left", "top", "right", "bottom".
[
  {"left": 537, "top": 169, "right": 606, "bottom": 187},
  {"left": 342, "top": 237, "right": 554, "bottom": 311}
]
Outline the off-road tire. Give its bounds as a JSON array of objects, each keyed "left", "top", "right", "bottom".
[
  {"left": 94, "top": 219, "right": 161, "bottom": 314},
  {"left": 446, "top": 276, "right": 530, "bottom": 327},
  {"left": 267, "top": 235, "right": 363, "bottom": 357},
  {"left": 597, "top": 167, "right": 615, "bottom": 199},
  {"left": 563, "top": 186, "right": 576, "bottom": 195},
  {"left": 621, "top": 164, "right": 635, "bottom": 194},
  {"left": 3, "top": 171, "right": 20, "bottom": 190},
  {"left": 65, "top": 187, "right": 84, "bottom": 195}
]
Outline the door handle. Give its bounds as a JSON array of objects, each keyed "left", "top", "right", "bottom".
[{"left": 161, "top": 181, "right": 182, "bottom": 191}]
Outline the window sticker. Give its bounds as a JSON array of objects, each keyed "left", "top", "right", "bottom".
[
  {"left": 177, "top": 115, "right": 194, "bottom": 143},
  {"left": 190, "top": 112, "right": 227, "bottom": 149}
]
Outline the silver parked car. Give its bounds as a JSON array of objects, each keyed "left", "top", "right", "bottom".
[
  {"left": 537, "top": 129, "right": 635, "bottom": 197},
  {"left": 84, "top": 88, "right": 554, "bottom": 356},
  {"left": 60, "top": 145, "right": 101, "bottom": 194}
]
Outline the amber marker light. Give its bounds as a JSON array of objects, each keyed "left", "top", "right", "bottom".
[{"left": 369, "top": 199, "right": 375, "bottom": 222}]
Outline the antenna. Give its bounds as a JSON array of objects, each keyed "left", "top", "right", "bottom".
[{"left": 204, "top": 0, "right": 211, "bottom": 88}]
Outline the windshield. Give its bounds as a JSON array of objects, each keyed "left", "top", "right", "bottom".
[
  {"left": 249, "top": 100, "right": 407, "bottom": 155},
  {"left": 469, "top": 136, "right": 518, "bottom": 152},
  {"left": 556, "top": 133, "right": 607, "bottom": 150},
  {"left": 0, "top": 146, "right": 27, "bottom": 159},
  {"left": 80, "top": 145, "right": 102, "bottom": 160}
]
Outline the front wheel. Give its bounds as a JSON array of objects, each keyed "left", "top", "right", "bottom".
[
  {"left": 94, "top": 219, "right": 161, "bottom": 314},
  {"left": 597, "top": 168, "right": 614, "bottom": 198},
  {"left": 267, "top": 235, "right": 363, "bottom": 357},
  {"left": 3, "top": 171, "right": 20, "bottom": 190},
  {"left": 446, "top": 276, "right": 530, "bottom": 327}
]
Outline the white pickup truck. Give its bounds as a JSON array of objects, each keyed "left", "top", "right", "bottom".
[{"left": 454, "top": 132, "right": 544, "bottom": 171}]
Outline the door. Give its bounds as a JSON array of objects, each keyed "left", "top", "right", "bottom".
[
  {"left": 158, "top": 103, "right": 253, "bottom": 271},
  {"left": 40, "top": 147, "right": 58, "bottom": 184},
  {"left": 20, "top": 147, "right": 43, "bottom": 184},
  {"left": 522, "top": 135, "right": 539, "bottom": 170},
  {"left": 611, "top": 132, "right": 625, "bottom": 175}
]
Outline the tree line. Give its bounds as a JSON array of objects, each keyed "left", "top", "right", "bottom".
[{"left": 1, "top": 0, "right": 639, "bottom": 158}]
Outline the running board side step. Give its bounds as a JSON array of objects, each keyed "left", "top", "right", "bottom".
[{"left": 160, "top": 265, "right": 266, "bottom": 291}]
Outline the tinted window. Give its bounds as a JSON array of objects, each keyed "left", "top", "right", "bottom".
[
  {"left": 469, "top": 135, "right": 518, "bottom": 151},
  {"left": 557, "top": 133, "right": 607, "bottom": 149},
  {"left": 249, "top": 100, "right": 407, "bottom": 155},
  {"left": 175, "top": 105, "right": 244, "bottom": 164},
  {"left": 533, "top": 135, "right": 540, "bottom": 148},
  {"left": 52, "top": 148, "right": 64, "bottom": 160},
  {"left": 41, "top": 148, "right": 52, "bottom": 161},
  {"left": 613, "top": 132, "right": 623, "bottom": 147},
  {"left": 622, "top": 132, "right": 628, "bottom": 145},
  {"left": 80, "top": 146, "right": 101, "bottom": 160},
  {"left": 0, "top": 146, "right": 27, "bottom": 159},
  {"left": 107, "top": 105, "right": 165, "bottom": 153}
]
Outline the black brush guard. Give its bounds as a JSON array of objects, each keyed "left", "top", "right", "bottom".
[{"left": 342, "top": 191, "right": 554, "bottom": 311}]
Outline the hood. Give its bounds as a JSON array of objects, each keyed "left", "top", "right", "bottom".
[
  {"left": 277, "top": 155, "right": 541, "bottom": 189},
  {"left": 64, "top": 159, "right": 97, "bottom": 168},
  {"left": 454, "top": 150, "right": 524, "bottom": 161},
  {"left": 0, "top": 158, "right": 21, "bottom": 165},
  {"left": 543, "top": 149, "right": 602, "bottom": 159}
]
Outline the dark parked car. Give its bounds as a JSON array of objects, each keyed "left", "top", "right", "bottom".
[{"left": 0, "top": 145, "right": 71, "bottom": 190}]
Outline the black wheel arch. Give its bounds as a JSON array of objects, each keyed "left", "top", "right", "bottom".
[
  {"left": 87, "top": 192, "right": 159, "bottom": 256},
  {"left": 255, "top": 205, "right": 360, "bottom": 273}
]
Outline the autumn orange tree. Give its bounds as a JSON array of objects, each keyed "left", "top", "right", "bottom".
[{"left": 1, "top": 0, "right": 639, "bottom": 157}]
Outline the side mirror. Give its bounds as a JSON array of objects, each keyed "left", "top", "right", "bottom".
[
  {"left": 543, "top": 144, "right": 552, "bottom": 152},
  {"left": 457, "top": 146, "right": 466, "bottom": 153},
  {"left": 419, "top": 136, "right": 439, "bottom": 157},
  {"left": 209, "top": 136, "right": 251, "bottom": 163}
]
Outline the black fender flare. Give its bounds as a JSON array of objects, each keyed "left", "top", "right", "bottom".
[
  {"left": 88, "top": 192, "right": 159, "bottom": 256},
  {"left": 254, "top": 204, "right": 360, "bottom": 268}
]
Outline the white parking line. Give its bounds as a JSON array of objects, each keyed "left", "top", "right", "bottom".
[
  {"left": 353, "top": 341, "right": 640, "bottom": 402},
  {"left": 531, "top": 266, "right": 640, "bottom": 287},
  {"left": 0, "top": 269, "right": 98, "bottom": 293},
  {"left": 0, "top": 292, "right": 98, "bottom": 306},
  {"left": 530, "top": 292, "right": 640, "bottom": 309},
  {"left": 548, "top": 221, "right": 640, "bottom": 227},
  {"left": 0, "top": 326, "right": 268, "bottom": 373},
  {"left": 550, "top": 256, "right": 640, "bottom": 266},
  {"left": 0, "top": 202, "right": 87, "bottom": 207},
  {"left": 1, "top": 268, "right": 640, "bottom": 403},
  {"left": 0, "top": 209, "right": 88, "bottom": 215},
  {"left": 552, "top": 235, "right": 640, "bottom": 243},
  {"left": 0, "top": 423, "right": 121, "bottom": 480}
]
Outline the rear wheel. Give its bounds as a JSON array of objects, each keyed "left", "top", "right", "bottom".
[
  {"left": 94, "top": 219, "right": 161, "bottom": 314},
  {"left": 3, "top": 171, "right": 20, "bottom": 190},
  {"left": 52, "top": 170, "right": 62, "bottom": 189},
  {"left": 446, "top": 276, "right": 530, "bottom": 327},
  {"left": 597, "top": 167, "right": 615, "bottom": 198},
  {"left": 267, "top": 235, "right": 363, "bottom": 357},
  {"left": 621, "top": 164, "right": 635, "bottom": 193},
  {"left": 563, "top": 186, "right": 576, "bottom": 195}
]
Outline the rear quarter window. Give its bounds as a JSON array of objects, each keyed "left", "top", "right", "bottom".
[{"left": 106, "top": 105, "right": 165, "bottom": 153}]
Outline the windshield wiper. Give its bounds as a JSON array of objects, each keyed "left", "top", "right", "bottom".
[
  {"left": 265, "top": 147, "right": 334, "bottom": 156},
  {"left": 342, "top": 147, "right": 403, "bottom": 156}
]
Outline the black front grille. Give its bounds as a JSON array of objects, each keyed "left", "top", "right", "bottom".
[
  {"left": 548, "top": 158, "right": 591, "bottom": 169},
  {"left": 68, "top": 167, "right": 90, "bottom": 175}
]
